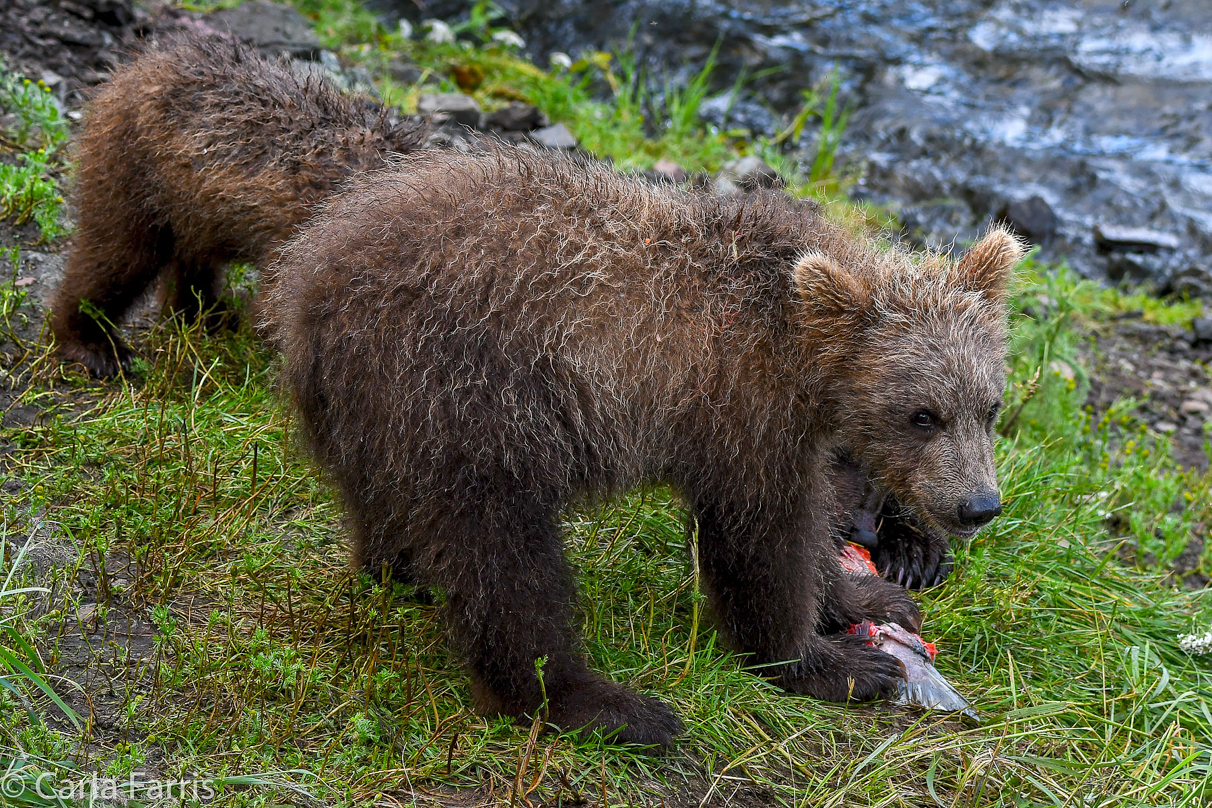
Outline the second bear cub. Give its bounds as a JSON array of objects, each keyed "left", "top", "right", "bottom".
[
  {"left": 52, "top": 34, "right": 426, "bottom": 378},
  {"left": 267, "top": 147, "right": 1021, "bottom": 749}
]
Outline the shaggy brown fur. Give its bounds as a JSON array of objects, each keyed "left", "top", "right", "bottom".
[
  {"left": 829, "top": 452, "right": 953, "bottom": 590},
  {"left": 266, "top": 146, "right": 1022, "bottom": 749},
  {"left": 51, "top": 34, "right": 427, "bottom": 377}
]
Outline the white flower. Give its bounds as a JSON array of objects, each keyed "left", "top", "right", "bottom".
[
  {"left": 549, "top": 51, "right": 573, "bottom": 70},
  {"left": 423, "top": 19, "right": 456, "bottom": 44},
  {"left": 398, "top": 19, "right": 413, "bottom": 39},
  {"left": 1178, "top": 629, "right": 1212, "bottom": 655},
  {"left": 492, "top": 30, "right": 526, "bottom": 49}
]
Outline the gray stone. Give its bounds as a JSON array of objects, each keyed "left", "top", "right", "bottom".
[
  {"left": 1001, "top": 195, "right": 1057, "bottom": 242},
  {"left": 1167, "top": 266, "right": 1212, "bottom": 300},
  {"left": 344, "top": 66, "right": 380, "bottom": 100},
  {"left": 1094, "top": 224, "right": 1181, "bottom": 253},
  {"left": 417, "top": 93, "right": 481, "bottom": 128},
  {"left": 1181, "top": 399, "right": 1209, "bottom": 415},
  {"left": 530, "top": 123, "right": 578, "bottom": 149},
  {"left": 717, "top": 156, "right": 783, "bottom": 193},
  {"left": 652, "top": 158, "right": 688, "bottom": 183},
  {"left": 483, "top": 103, "right": 547, "bottom": 132},
  {"left": 1193, "top": 317, "right": 1212, "bottom": 345},
  {"left": 207, "top": 0, "right": 321, "bottom": 60},
  {"left": 1105, "top": 252, "right": 1174, "bottom": 284},
  {"left": 39, "top": 69, "right": 66, "bottom": 98},
  {"left": 386, "top": 59, "right": 422, "bottom": 85}
]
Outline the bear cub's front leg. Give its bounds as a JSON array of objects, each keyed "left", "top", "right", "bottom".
[{"left": 695, "top": 496, "right": 911, "bottom": 703}]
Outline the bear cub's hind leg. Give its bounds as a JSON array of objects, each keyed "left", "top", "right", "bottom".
[{"left": 51, "top": 221, "right": 169, "bottom": 378}]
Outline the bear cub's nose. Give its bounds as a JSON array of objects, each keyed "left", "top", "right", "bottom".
[{"left": 958, "top": 494, "right": 1002, "bottom": 527}]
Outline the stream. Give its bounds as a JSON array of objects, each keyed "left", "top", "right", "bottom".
[{"left": 378, "top": 0, "right": 1212, "bottom": 290}]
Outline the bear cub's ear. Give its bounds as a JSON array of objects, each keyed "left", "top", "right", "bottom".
[
  {"left": 953, "top": 224, "right": 1026, "bottom": 302},
  {"left": 793, "top": 250, "right": 870, "bottom": 315}
]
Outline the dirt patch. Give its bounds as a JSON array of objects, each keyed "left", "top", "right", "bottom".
[
  {"left": 0, "top": 0, "right": 144, "bottom": 103},
  {"left": 1081, "top": 317, "right": 1212, "bottom": 472}
]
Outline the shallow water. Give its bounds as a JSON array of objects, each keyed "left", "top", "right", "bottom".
[{"left": 378, "top": 0, "right": 1212, "bottom": 286}]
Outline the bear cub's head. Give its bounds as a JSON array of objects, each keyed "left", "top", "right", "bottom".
[{"left": 795, "top": 225, "right": 1026, "bottom": 539}]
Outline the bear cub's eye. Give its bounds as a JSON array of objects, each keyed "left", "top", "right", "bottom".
[
  {"left": 986, "top": 403, "right": 1002, "bottom": 426},
  {"left": 911, "top": 410, "right": 937, "bottom": 431}
]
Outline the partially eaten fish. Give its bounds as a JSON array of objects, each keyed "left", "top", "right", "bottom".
[{"left": 841, "top": 544, "right": 978, "bottom": 720}]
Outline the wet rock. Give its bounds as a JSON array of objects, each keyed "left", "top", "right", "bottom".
[
  {"left": 292, "top": 55, "right": 380, "bottom": 100},
  {"left": 1166, "top": 266, "right": 1212, "bottom": 300},
  {"left": 1000, "top": 196, "right": 1057, "bottom": 243},
  {"left": 39, "top": 69, "right": 67, "bottom": 99},
  {"left": 899, "top": 199, "right": 979, "bottom": 251},
  {"left": 1193, "top": 317, "right": 1212, "bottom": 345},
  {"left": 417, "top": 92, "right": 481, "bottom": 128},
  {"left": 716, "top": 156, "right": 783, "bottom": 194},
  {"left": 360, "top": 0, "right": 1212, "bottom": 288},
  {"left": 652, "top": 158, "right": 688, "bottom": 183},
  {"left": 78, "top": 0, "right": 134, "bottom": 27},
  {"left": 530, "top": 123, "right": 578, "bottom": 149},
  {"left": 483, "top": 103, "right": 548, "bottom": 132},
  {"left": 1181, "top": 399, "right": 1210, "bottom": 416},
  {"left": 1105, "top": 252, "right": 1178, "bottom": 285},
  {"left": 1094, "top": 225, "right": 1181, "bottom": 254},
  {"left": 207, "top": 0, "right": 321, "bottom": 60},
  {"left": 0, "top": 0, "right": 141, "bottom": 96}
]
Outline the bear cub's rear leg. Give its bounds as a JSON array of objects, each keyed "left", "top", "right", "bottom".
[
  {"left": 406, "top": 486, "right": 682, "bottom": 749},
  {"left": 162, "top": 259, "right": 232, "bottom": 332},
  {"left": 51, "top": 222, "right": 171, "bottom": 377}
]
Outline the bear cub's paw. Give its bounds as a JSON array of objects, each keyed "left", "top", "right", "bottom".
[
  {"left": 873, "top": 531, "right": 953, "bottom": 590},
  {"left": 547, "top": 676, "right": 683, "bottom": 752},
  {"left": 57, "top": 339, "right": 131, "bottom": 379},
  {"left": 855, "top": 574, "right": 923, "bottom": 632},
  {"left": 778, "top": 633, "right": 906, "bottom": 702}
]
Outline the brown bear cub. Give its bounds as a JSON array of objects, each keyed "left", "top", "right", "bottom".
[
  {"left": 51, "top": 34, "right": 427, "bottom": 378},
  {"left": 266, "top": 146, "right": 1022, "bottom": 749}
]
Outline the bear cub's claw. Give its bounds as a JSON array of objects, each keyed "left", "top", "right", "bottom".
[
  {"left": 547, "top": 677, "right": 683, "bottom": 752},
  {"left": 874, "top": 536, "right": 953, "bottom": 591}
]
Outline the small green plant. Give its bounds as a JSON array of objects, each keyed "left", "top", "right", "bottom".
[
  {"left": 770, "top": 69, "right": 854, "bottom": 193},
  {"left": 0, "top": 74, "right": 68, "bottom": 153},
  {"left": 449, "top": 1, "right": 509, "bottom": 43},
  {"left": 0, "top": 67, "right": 69, "bottom": 241},
  {"left": 0, "top": 152, "right": 65, "bottom": 242}
]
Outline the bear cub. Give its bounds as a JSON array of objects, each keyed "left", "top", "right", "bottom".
[
  {"left": 51, "top": 34, "right": 426, "bottom": 378},
  {"left": 266, "top": 146, "right": 1021, "bottom": 749}
]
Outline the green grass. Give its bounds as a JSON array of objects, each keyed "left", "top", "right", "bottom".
[
  {"left": 0, "top": 67, "right": 69, "bottom": 242},
  {"left": 0, "top": 1, "right": 1209, "bottom": 804}
]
